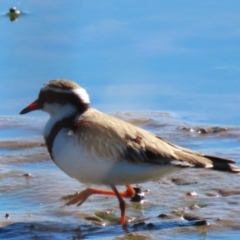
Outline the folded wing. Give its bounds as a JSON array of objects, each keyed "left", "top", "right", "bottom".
[{"left": 74, "top": 109, "right": 240, "bottom": 173}]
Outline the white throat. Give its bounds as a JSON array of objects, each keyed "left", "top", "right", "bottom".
[{"left": 43, "top": 103, "right": 77, "bottom": 138}]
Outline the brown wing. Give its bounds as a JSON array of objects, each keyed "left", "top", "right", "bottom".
[{"left": 74, "top": 108, "right": 240, "bottom": 173}]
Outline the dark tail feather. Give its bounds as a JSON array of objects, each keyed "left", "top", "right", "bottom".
[{"left": 204, "top": 155, "right": 240, "bottom": 173}]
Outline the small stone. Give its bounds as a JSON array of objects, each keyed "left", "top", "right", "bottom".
[
  {"left": 197, "top": 128, "right": 208, "bottom": 134},
  {"left": 217, "top": 189, "right": 240, "bottom": 197},
  {"left": 205, "top": 192, "right": 219, "bottom": 197},
  {"left": 183, "top": 213, "right": 201, "bottom": 221},
  {"left": 133, "top": 187, "right": 142, "bottom": 194},
  {"left": 172, "top": 207, "right": 187, "bottom": 215},
  {"left": 23, "top": 173, "right": 31, "bottom": 177},
  {"left": 158, "top": 213, "right": 170, "bottom": 218},
  {"left": 133, "top": 221, "right": 145, "bottom": 228},
  {"left": 189, "top": 204, "right": 200, "bottom": 210},
  {"left": 131, "top": 187, "right": 144, "bottom": 202},
  {"left": 146, "top": 223, "right": 155, "bottom": 229},
  {"left": 84, "top": 216, "right": 102, "bottom": 222},
  {"left": 186, "top": 191, "right": 198, "bottom": 197},
  {"left": 172, "top": 178, "right": 198, "bottom": 185},
  {"left": 194, "top": 219, "right": 209, "bottom": 226},
  {"left": 29, "top": 224, "right": 37, "bottom": 229}
]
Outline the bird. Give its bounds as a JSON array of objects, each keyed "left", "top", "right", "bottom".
[
  {"left": 20, "top": 79, "right": 240, "bottom": 227},
  {"left": 7, "top": 7, "right": 21, "bottom": 22}
]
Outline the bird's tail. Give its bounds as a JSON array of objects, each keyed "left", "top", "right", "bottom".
[
  {"left": 202, "top": 154, "right": 240, "bottom": 173},
  {"left": 170, "top": 141, "right": 240, "bottom": 173}
]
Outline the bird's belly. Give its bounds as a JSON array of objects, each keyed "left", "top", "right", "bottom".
[
  {"left": 52, "top": 130, "right": 178, "bottom": 186},
  {"left": 51, "top": 130, "right": 110, "bottom": 184}
]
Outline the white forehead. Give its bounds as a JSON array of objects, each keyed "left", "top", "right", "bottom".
[{"left": 41, "top": 86, "right": 90, "bottom": 104}]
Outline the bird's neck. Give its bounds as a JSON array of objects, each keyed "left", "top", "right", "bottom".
[
  {"left": 43, "top": 104, "right": 78, "bottom": 138},
  {"left": 44, "top": 115, "right": 75, "bottom": 159},
  {"left": 43, "top": 104, "right": 87, "bottom": 159}
]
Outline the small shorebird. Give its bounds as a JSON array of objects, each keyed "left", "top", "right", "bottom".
[
  {"left": 7, "top": 7, "right": 21, "bottom": 21},
  {"left": 20, "top": 79, "right": 240, "bottom": 226}
]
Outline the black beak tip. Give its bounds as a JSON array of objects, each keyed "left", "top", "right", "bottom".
[{"left": 20, "top": 108, "right": 29, "bottom": 115}]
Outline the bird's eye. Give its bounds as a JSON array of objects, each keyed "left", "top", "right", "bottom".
[{"left": 44, "top": 91, "right": 56, "bottom": 102}]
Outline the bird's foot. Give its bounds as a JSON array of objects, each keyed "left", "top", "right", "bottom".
[{"left": 66, "top": 188, "right": 92, "bottom": 206}]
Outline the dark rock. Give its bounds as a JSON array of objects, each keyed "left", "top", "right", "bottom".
[
  {"left": 23, "top": 173, "right": 32, "bottom": 177},
  {"left": 183, "top": 213, "right": 202, "bottom": 221},
  {"left": 146, "top": 223, "right": 155, "bottom": 229},
  {"left": 186, "top": 191, "right": 198, "bottom": 197},
  {"left": 84, "top": 216, "right": 102, "bottom": 222},
  {"left": 171, "top": 178, "right": 198, "bottom": 185},
  {"left": 217, "top": 189, "right": 240, "bottom": 197},
  {"left": 194, "top": 219, "right": 209, "bottom": 226},
  {"left": 205, "top": 192, "right": 219, "bottom": 197},
  {"left": 130, "top": 187, "right": 144, "bottom": 202},
  {"left": 189, "top": 204, "right": 201, "bottom": 210},
  {"left": 133, "top": 221, "right": 145, "bottom": 228},
  {"left": 158, "top": 213, "right": 170, "bottom": 218}
]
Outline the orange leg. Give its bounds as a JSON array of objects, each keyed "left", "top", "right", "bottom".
[
  {"left": 66, "top": 184, "right": 135, "bottom": 225},
  {"left": 66, "top": 184, "right": 135, "bottom": 206},
  {"left": 110, "top": 184, "right": 127, "bottom": 226}
]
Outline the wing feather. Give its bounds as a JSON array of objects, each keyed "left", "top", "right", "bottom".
[{"left": 73, "top": 108, "right": 240, "bottom": 173}]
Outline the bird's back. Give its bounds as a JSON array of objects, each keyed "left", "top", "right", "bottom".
[{"left": 74, "top": 108, "right": 240, "bottom": 174}]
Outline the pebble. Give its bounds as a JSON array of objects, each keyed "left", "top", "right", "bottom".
[
  {"left": 172, "top": 178, "right": 198, "bottom": 185},
  {"left": 181, "top": 126, "right": 228, "bottom": 135},
  {"left": 217, "top": 189, "right": 240, "bottom": 197},
  {"left": 189, "top": 204, "right": 201, "bottom": 210},
  {"left": 146, "top": 223, "right": 155, "bottom": 229},
  {"left": 158, "top": 213, "right": 171, "bottom": 218},
  {"left": 183, "top": 213, "right": 201, "bottom": 221},
  {"left": 84, "top": 216, "right": 102, "bottom": 222},
  {"left": 194, "top": 219, "right": 209, "bottom": 226},
  {"left": 23, "top": 173, "right": 32, "bottom": 177},
  {"left": 205, "top": 192, "right": 219, "bottom": 197},
  {"left": 131, "top": 187, "right": 144, "bottom": 202},
  {"left": 186, "top": 191, "right": 198, "bottom": 197},
  {"left": 133, "top": 221, "right": 145, "bottom": 228}
]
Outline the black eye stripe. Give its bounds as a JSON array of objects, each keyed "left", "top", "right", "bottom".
[
  {"left": 38, "top": 89, "right": 89, "bottom": 113},
  {"left": 45, "top": 91, "right": 56, "bottom": 101},
  {"left": 39, "top": 90, "right": 57, "bottom": 102}
]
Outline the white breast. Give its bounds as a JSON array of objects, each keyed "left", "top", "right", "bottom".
[
  {"left": 51, "top": 129, "right": 116, "bottom": 185},
  {"left": 51, "top": 129, "right": 178, "bottom": 186}
]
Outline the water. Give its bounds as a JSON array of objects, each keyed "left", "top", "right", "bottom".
[
  {"left": 1, "top": 113, "right": 240, "bottom": 239},
  {"left": 1, "top": 0, "right": 240, "bottom": 239}
]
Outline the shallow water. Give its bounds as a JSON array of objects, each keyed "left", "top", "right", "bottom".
[
  {"left": 1, "top": 112, "right": 240, "bottom": 239},
  {"left": 1, "top": 0, "right": 240, "bottom": 239}
]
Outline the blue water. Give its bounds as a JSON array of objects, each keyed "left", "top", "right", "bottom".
[
  {"left": 0, "top": 0, "right": 240, "bottom": 125},
  {"left": 1, "top": 1, "right": 240, "bottom": 239}
]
